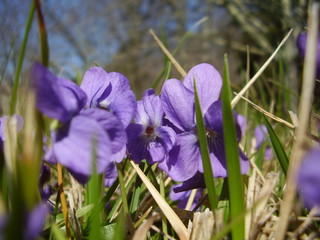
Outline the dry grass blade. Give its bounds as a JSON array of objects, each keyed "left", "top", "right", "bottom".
[
  {"left": 130, "top": 161, "right": 189, "bottom": 240},
  {"left": 189, "top": 209, "right": 214, "bottom": 240},
  {"left": 3, "top": 116, "right": 19, "bottom": 175},
  {"left": 254, "top": 172, "right": 279, "bottom": 222},
  {"left": 235, "top": 93, "right": 295, "bottom": 129},
  {"left": 291, "top": 207, "right": 319, "bottom": 239},
  {"left": 149, "top": 29, "right": 187, "bottom": 78},
  {"left": 288, "top": 110, "right": 299, "bottom": 128},
  {"left": 185, "top": 189, "right": 197, "bottom": 211},
  {"left": 150, "top": 225, "right": 176, "bottom": 240},
  {"left": 276, "top": 3, "right": 319, "bottom": 239},
  {"left": 245, "top": 167, "right": 257, "bottom": 239},
  {"left": 231, "top": 29, "right": 293, "bottom": 108},
  {"left": 132, "top": 213, "right": 160, "bottom": 240},
  {"left": 57, "top": 163, "right": 72, "bottom": 240}
]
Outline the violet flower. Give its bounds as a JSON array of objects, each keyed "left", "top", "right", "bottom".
[
  {"left": 298, "top": 147, "right": 320, "bottom": 213},
  {"left": 0, "top": 203, "right": 50, "bottom": 240},
  {"left": 254, "top": 124, "right": 272, "bottom": 160},
  {"left": 158, "top": 63, "right": 249, "bottom": 186},
  {"left": 32, "top": 63, "right": 126, "bottom": 184},
  {"left": 104, "top": 161, "right": 118, "bottom": 187},
  {"left": 80, "top": 67, "right": 136, "bottom": 128},
  {"left": 80, "top": 67, "right": 136, "bottom": 163},
  {"left": 297, "top": 31, "right": 320, "bottom": 79},
  {"left": 39, "top": 164, "right": 53, "bottom": 201},
  {"left": 126, "top": 89, "right": 177, "bottom": 164}
]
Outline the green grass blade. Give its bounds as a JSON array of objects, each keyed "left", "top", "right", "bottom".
[
  {"left": 193, "top": 78, "right": 218, "bottom": 210},
  {"left": 10, "top": 1, "right": 35, "bottom": 115},
  {"left": 0, "top": 40, "right": 14, "bottom": 85},
  {"left": 262, "top": 114, "right": 289, "bottom": 175},
  {"left": 87, "top": 140, "right": 103, "bottom": 240},
  {"left": 221, "top": 54, "right": 245, "bottom": 240},
  {"left": 35, "top": 0, "right": 49, "bottom": 67},
  {"left": 116, "top": 163, "right": 129, "bottom": 214},
  {"left": 51, "top": 223, "right": 67, "bottom": 240}
]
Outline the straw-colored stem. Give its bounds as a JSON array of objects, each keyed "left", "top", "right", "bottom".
[
  {"left": 275, "top": 3, "right": 319, "bottom": 239},
  {"left": 57, "top": 163, "right": 71, "bottom": 240},
  {"left": 231, "top": 29, "right": 293, "bottom": 108},
  {"left": 149, "top": 29, "right": 187, "bottom": 78}
]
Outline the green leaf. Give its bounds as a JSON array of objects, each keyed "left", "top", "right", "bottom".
[
  {"left": 51, "top": 223, "right": 67, "bottom": 240},
  {"left": 103, "top": 223, "right": 117, "bottom": 240},
  {"left": 193, "top": 78, "right": 218, "bottom": 210},
  {"left": 10, "top": 1, "right": 35, "bottom": 115},
  {"left": 87, "top": 139, "right": 103, "bottom": 240},
  {"left": 221, "top": 54, "right": 245, "bottom": 240},
  {"left": 262, "top": 114, "right": 289, "bottom": 175},
  {"left": 35, "top": 0, "right": 49, "bottom": 67}
]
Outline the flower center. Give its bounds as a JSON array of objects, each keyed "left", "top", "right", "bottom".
[
  {"left": 205, "top": 128, "right": 220, "bottom": 148},
  {"left": 145, "top": 126, "right": 154, "bottom": 136}
]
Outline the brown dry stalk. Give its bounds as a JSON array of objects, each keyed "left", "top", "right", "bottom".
[
  {"left": 130, "top": 160, "right": 189, "bottom": 240},
  {"left": 231, "top": 29, "right": 293, "bottom": 108},
  {"left": 57, "top": 163, "right": 71, "bottom": 240},
  {"left": 149, "top": 29, "right": 187, "bottom": 78},
  {"left": 234, "top": 93, "right": 295, "bottom": 129},
  {"left": 275, "top": 3, "right": 319, "bottom": 239}
]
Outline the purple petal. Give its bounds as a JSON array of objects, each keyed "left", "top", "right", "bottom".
[
  {"left": 204, "top": 100, "right": 242, "bottom": 141},
  {"left": 159, "top": 132, "right": 200, "bottom": 181},
  {"left": 298, "top": 148, "right": 320, "bottom": 211},
  {"left": 32, "top": 63, "right": 87, "bottom": 123},
  {"left": 80, "top": 67, "right": 111, "bottom": 108},
  {"left": 104, "top": 161, "right": 118, "bottom": 187},
  {"left": 135, "top": 89, "right": 163, "bottom": 127},
  {"left": 53, "top": 114, "right": 112, "bottom": 177},
  {"left": 161, "top": 79, "right": 195, "bottom": 131},
  {"left": 143, "top": 88, "right": 156, "bottom": 98},
  {"left": 297, "top": 32, "right": 307, "bottom": 58},
  {"left": 106, "top": 90, "right": 136, "bottom": 128},
  {"left": 170, "top": 186, "right": 203, "bottom": 210},
  {"left": 156, "top": 126, "right": 177, "bottom": 152},
  {"left": 97, "top": 72, "right": 136, "bottom": 127},
  {"left": 111, "top": 145, "right": 127, "bottom": 163},
  {"left": 173, "top": 172, "right": 205, "bottom": 192},
  {"left": 126, "top": 123, "right": 145, "bottom": 142},
  {"left": 148, "top": 141, "right": 166, "bottom": 164},
  {"left": 24, "top": 204, "right": 50, "bottom": 240},
  {"left": 127, "top": 136, "right": 151, "bottom": 164},
  {"left": 254, "top": 125, "right": 268, "bottom": 149},
  {"left": 265, "top": 147, "right": 273, "bottom": 160},
  {"left": 201, "top": 101, "right": 249, "bottom": 176},
  {"left": 39, "top": 164, "right": 51, "bottom": 186},
  {"left": 183, "top": 63, "right": 222, "bottom": 113},
  {"left": 237, "top": 114, "right": 247, "bottom": 137},
  {"left": 126, "top": 123, "right": 149, "bottom": 163},
  {"left": 80, "top": 108, "right": 127, "bottom": 154},
  {"left": 297, "top": 31, "right": 320, "bottom": 79},
  {"left": 43, "top": 145, "right": 57, "bottom": 164}
]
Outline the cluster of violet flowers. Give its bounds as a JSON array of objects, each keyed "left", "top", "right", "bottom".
[{"left": 31, "top": 62, "right": 250, "bottom": 193}]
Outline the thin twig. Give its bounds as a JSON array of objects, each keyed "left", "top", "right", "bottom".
[
  {"left": 149, "top": 29, "right": 187, "bottom": 78},
  {"left": 234, "top": 93, "right": 295, "bottom": 129},
  {"left": 231, "top": 29, "right": 293, "bottom": 108}
]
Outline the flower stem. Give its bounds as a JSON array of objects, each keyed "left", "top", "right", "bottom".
[
  {"left": 57, "top": 163, "right": 71, "bottom": 240},
  {"left": 116, "top": 162, "right": 129, "bottom": 214}
]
